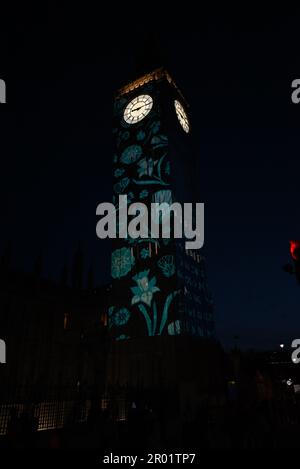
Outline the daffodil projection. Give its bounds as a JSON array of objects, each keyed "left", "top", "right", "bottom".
[
  {"left": 130, "top": 270, "right": 178, "bottom": 336},
  {"left": 131, "top": 270, "right": 160, "bottom": 307}
]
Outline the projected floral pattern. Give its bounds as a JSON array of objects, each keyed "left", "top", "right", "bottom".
[
  {"left": 113, "top": 177, "right": 130, "bottom": 194},
  {"left": 110, "top": 90, "right": 202, "bottom": 339},
  {"left": 108, "top": 306, "right": 131, "bottom": 328},
  {"left": 131, "top": 270, "right": 160, "bottom": 307},
  {"left": 168, "top": 320, "right": 181, "bottom": 336},
  {"left": 152, "top": 189, "right": 173, "bottom": 205},
  {"left": 116, "top": 334, "right": 130, "bottom": 341},
  {"left": 133, "top": 151, "right": 169, "bottom": 187},
  {"left": 137, "top": 158, "right": 156, "bottom": 178},
  {"left": 114, "top": 168, "right": 125, "bottom": 178},
  {"left": 128, "top": 269, "right": 179, "bottom": 336},
  {"left": 139, "top": 189, "right": 149, "bottom": 199},
  {"left": 112, "top": 307, "right": 131, "bottom": 327},
  {"left": 158, "top": 255, "right": 175, "bottom": 278},
  {"left": 149, "top": 121, "right": 160, "bottom": 134},
  {"left": 151, "top": 134, "right": 168, "bottom": 148},
  {"left": 140, "top": 247, "right": 150, "bottom": 259},
  {"left": 111, "top": 247, "right": 134, "bottom": 279},
  {"left": 137, "top": 130, "right": 146, "bottom": 141},
  {"left": 120, "top": 145, "right": 143, "bottom": 165}
]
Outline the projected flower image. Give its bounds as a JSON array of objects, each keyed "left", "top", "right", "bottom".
[
  {"left": 131, "top": 270, "right": 160, "bottom": 307},
  {"left": 120, "top": 145, "right": 143, "bottom": 165},
  {"left": 158, "top": 255, "right": 175, "bottom": 278},
  {"left": 130, "top": 269, "right": 179, "bottom": 336},
  {"left": 111, "top": 247, "right": 135, "bottom": 279},
  {"left": 137, "top": 158, "right": 156, "bottom": 178},
  {"left": 112, "top": 307, "right": 131, "bottom": 327}
]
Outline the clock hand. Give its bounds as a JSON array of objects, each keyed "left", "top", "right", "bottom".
[{"left": 132, "top": 106, "right": 143, "bottom": 112}]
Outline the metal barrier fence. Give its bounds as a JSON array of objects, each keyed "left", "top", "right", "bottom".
[
  {"left": 0, "top": 395, "right": 128, "bottom": 436},
  {"left": 0, "top": 400, "right": 92, "bottom": 435}
]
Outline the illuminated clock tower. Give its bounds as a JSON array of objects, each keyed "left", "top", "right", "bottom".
[{"left": 107, "top": 67, "right": 217, "bottom": 392}]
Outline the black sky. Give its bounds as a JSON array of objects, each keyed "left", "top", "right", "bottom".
[{"left": 1, "top": 5, "right": 300, "bottom": 350}]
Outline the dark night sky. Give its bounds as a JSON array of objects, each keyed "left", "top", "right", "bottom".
[{"left": 1, "top": 5, "right": 300, "bottom": 350}]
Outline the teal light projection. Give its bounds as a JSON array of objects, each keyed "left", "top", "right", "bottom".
[
  {"left": 111, "top": 247, "right": 135, "bottom": 279},
  {"left": 130, "top": 270, "right": 178, "bottom": 336},
  {"left": 131, "top": 270, "right": 160, "bottom": 307},
  {"left": 109, "top": 77, "right": 214, "bottom": 340},
  {"left": 158, "top": 255, "right": 175, "bottom": 278}
]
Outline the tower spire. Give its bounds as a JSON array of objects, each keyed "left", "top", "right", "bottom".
[{"left": 134, "top": 32, "right": 167, "bottom": 77}]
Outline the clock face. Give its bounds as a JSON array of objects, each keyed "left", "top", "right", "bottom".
[
  {"left": 174, "top": 99, "right": 190, "bottom": 133},
  {"left": 123, "top": 95, "right": 153, "bottom": 124}
]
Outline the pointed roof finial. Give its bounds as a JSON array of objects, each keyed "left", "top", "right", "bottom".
[{"left": 135, "top": 32, "right": 167, "bottom": 77}]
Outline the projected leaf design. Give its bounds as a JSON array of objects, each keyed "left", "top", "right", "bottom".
[
  {"left": 113, "top": 177, "right": 130, "bottom": 194},
  {"left": 111, "top": 307, "right": 131, "bottom": 327},
  {"left": 111, "top": 247, "right": 134, "bottom": 279},
  {"left": 120, "top": 145, "right": 143, "bottom": 165},
  {"left": 158, "top": 255, "right": 175, "bottom": 278}
]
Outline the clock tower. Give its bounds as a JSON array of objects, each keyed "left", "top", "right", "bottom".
[{"left": 107, "top": 67, "right": 219, "bottom": 394}]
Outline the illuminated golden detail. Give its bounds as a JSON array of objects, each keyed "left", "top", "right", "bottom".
[
  {"left": 64, "top": 313, "right": 70, "bottom": 330},
  {"left": 117, "top": 67, "right": 187, "bottom": 104},
  {"left": 124, "top": 94, "right": 153, "bottom": 124},
  {"left": 174, "top": 99, "right": 190, "bottom": 133},
  {"left": 101, "top": 312, "right": 108, "bottom": 326}
]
